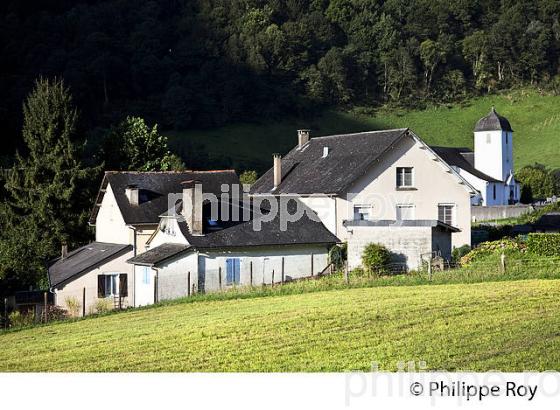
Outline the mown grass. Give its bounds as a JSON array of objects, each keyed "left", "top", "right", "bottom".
[
  {"left": 1, "top": 278, "right": 560, "bottom": 372},
  {"left": 168, "top": 88, "right": 560, "bottom": 173}
]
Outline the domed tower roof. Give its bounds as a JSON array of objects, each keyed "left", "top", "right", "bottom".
[{"left": 474, "top": 107, "right": 513, "bottom": 132}]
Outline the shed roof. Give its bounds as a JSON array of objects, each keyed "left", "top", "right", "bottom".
[
  {"left": 48, "top": 242, "right": 132, "bottom": 287},
  {"left": 127, "top": 243, "right": 190, "bottom": 266}
]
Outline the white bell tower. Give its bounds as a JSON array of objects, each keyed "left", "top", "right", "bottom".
[{"left": 473, "top": 107, "right": 513, "bottom": 182}]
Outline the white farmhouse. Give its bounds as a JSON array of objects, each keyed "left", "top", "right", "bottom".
[
  {"left": 127, "top": 181, "right": 338, "bottom": 305},
  {"left": 432, "top": 108, "right": 521, "bottom": 206},
  {"left": 251, "top": 128, "right": 478, "bottom": 270},
  {"left": 47, "top": 170, "right": 239, "bottom": 314}
]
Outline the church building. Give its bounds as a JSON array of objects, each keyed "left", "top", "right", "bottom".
[{"left": 432, "top": 108, "right": 521, "bottom": 206}]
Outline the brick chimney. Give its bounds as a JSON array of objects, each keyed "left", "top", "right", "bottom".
[
  {"left": 182, "top": 180, "right": 203, "bottom": 235},
  {"left": 298, "top": 129, "right": 310, "bottom": 149},
  {"left": 125, "top": 184, "right": 139, "bottom": 206},
  {"left": 273, "top": 154, "right": 282, "bottom": 189}
]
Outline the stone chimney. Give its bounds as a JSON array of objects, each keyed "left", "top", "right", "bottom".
[
  {"left": 61, "top": 244, "right": 68, "bottom": 260},
  {"left": 273, "top": 154, "right": 282, "bottom": 189},
  {"left": 125, "top": 184, "right": 139, "bottom": 206},
  {"left": 182, "top": 180, "right": 203, "bottom": 236},
  {"left": 298, "top": 129, "right": 310, "bottom": 149}
]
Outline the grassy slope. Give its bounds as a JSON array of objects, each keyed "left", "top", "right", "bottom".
[
  {"left": 2, "top": 279, "right": 560, "bottom": 372},
  {"left": 167, "top": 89, "right": 560, "bottom": 173}
]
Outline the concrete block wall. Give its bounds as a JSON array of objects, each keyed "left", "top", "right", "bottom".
[{"left": 347, "top": 226, "right": 436, "bottom": 270}]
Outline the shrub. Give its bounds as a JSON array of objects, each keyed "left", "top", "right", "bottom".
[
  {"left": 46, "top": 305, "right": 68, "bottom": 322},
  {"left": 95, "top": 298, "right": 112, "bottom": 314},
  {"left": 65, "top": 296, "right": 81, "bottom": 317},
  {"left": 8, "top": 310, "right": 35, "bottom": 328},
  {"left": 460, "top": 238, "right": 526, "bottom": 265},
  {"left": 329, "top": 243, "right": 347, "bottom": 270},
  {"left": 452, "top": 245, "right": 471, "bottom": 263},
  {"left": 526, "top": 233, "right": 560, "bottom": 256},
  {"left": 362, "top": 243, "right": 391, "bottom": 274}
]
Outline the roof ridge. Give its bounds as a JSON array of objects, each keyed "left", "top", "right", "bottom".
[
  {"left": 104, "top": 169, "right": 236, "bottom": 174},
  {"left": 311, "top": 128, "right": 408, "bottom": 140}
]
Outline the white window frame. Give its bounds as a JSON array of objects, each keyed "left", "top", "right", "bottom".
[
  {"left": 396, "top": 204, "right": 415, "bottom": 221},
  {"left": 104, "top": 273, "right": 120, "bottom": 297},
  {"left": 438, "top": 203, "right": 455, "bottom": 226},
  {"left": 353, "top": 204, "right": 372, "bottom": 221},
  {"left": 396, "top": 167, "right": 414, "bottom": 188}
]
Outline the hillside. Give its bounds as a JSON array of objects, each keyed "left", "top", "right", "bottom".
[
  {"left": 2, "top": 279, "right": 560, "bottom": 372},
  {"left": 169, "top": 89, "right": 560, "bottom": 173}
]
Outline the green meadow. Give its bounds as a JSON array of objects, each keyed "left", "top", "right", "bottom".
[
  {"left": 167, "top": 89, "right": 560, "bottom": 173},
  {"left": 2, "top": 278, "right": 559, "bottom": 372}
]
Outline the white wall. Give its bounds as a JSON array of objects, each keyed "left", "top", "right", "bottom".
[
  {"left": 95, "top": 183, "right": 130, "bottom": 244},
  {"left": 474, "top": 130, "right": 513, "bottom": 182},
  {"left": 53, "top": 250, "right": 134, "bottom": 315},
  {"left": 338, "top": 136, "right": 472, "bottom": 248},
  {"left": 347, "top": 225, "right": 442, "bottom": 270},
  {"left": 149, "top": 244, "right": 330, "bottom": 298}
]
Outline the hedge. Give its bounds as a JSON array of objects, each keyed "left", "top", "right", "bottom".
[{"left": 526, "top": 233, "right": 560, "bottom": 257}]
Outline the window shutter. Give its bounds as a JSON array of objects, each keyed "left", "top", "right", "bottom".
[
  {"left": 98, "top": 275, "right": 105, "bottom": 298},
  {"left": 119, "top": 274, "right": 128, "bottom": 297},
  {"left": 234, "top": 259, "right": 240, "bottom": 284}
]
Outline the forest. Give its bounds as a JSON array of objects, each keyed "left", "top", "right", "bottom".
[{"left": 2, "top": 0, "right": 560, "bottom": 165}]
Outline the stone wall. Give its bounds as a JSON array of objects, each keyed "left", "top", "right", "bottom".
[{"left": 471, "top": 205, "right": 533, "bottom": 222}]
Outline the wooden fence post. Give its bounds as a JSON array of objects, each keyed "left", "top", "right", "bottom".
[
  {"left": 500, "top": 253, "right": 506, "bottom": 274},
  {"left": 281, "top": 257, "right": 285, "bottom": 284},
  {"left": 43, "top": 292, "right": 48, "bottom": 323},
  {"left": 219, "top": 267, "right": 222, "bottom": 290},
  {"left": 187, "top": 271, "right": 191, "bottom": 297},
  {"left": 82, "top": 287, "right": 86, "bottom": 317},
  {"left": 250, "top": 261, "right": 253, "bottom": 287},
  {"left": 428, "top": 257, "right": 432, "bottom": 281},
  {"left": 271, "top": 269, "right": 275, "bottom": 286},
  {"left": 154, "top": 274, "right": 158, "bottom": 304},
  {"left": 311, "top": 253, "right": 314, "bottom": 277}
]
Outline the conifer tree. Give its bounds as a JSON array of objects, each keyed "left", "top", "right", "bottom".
[{"left": 0, "top": 78, "right": 96, "bottom": 288}]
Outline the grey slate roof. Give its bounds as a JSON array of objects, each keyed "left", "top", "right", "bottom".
[
  {"left": 250, "top": 129, "right": 408, "bottom": 195},
  {"left": 128, "top": 198, "right": 340, "bottom": 266},
  {"left": 474, "top": 108, "right": 513, "bottom": 132},
  {"left": 430, "top": 146, "right": 501, "bottom": 182},
  {"left": 90, "top": 170, "right": 239, "bottom": 225},
  {"left": 127, "top": 243, "right": 190, "bottom": 266},
  {"left": 178, "top": 198, "right": 340, "bottom": 249},
  {"left": 48, "top": 242, "right": 132, "bottom": 287},
  {"left": 343, "top": 219, "right": 460, "bottom": 232}
]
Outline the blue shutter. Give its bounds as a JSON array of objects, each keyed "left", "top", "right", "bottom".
[
  {"left": 226, "top": 259, "right": 234, "bottom": 284},
  {"left": 234, "top": 259, "right": 240, "bottom": 284}
]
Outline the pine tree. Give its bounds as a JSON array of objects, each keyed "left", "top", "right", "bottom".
[{"left": 0, "top": 78, "right": 96, "bottom": 288}]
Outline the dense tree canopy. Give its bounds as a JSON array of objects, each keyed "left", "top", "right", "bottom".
[{"left": 2, "top": 0, "right": 560, "bottom": 163}]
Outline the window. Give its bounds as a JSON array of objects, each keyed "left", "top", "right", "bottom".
[
  {"left": 505, "top": 133, "right": 508, "bottom": 144},
  {"left": 438, "top": 204, "right": 455, "bottom": 226},
  {"left": 142, "top": 267, "right": 150, "bottom": 285},
  {"left": 486, "top": 133, "right": 491, "bottom": 144},
  {"left": 396, "top": 167, "right": 414, "bottom": 188},
  {"left": 396, "top": 204, "right": 415, "bottom": 220},
  {"left": 226, "top": 258, "right": 241, "bottom": 285},
  {"left": 105, "top": 274, "right": 119, "bottom": 296},
  {"left": 353, "top": 205, "right": 372, "bottom": 221},
  {"left": 98, "top": 273, "right": 127, "bottom": 298}
]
